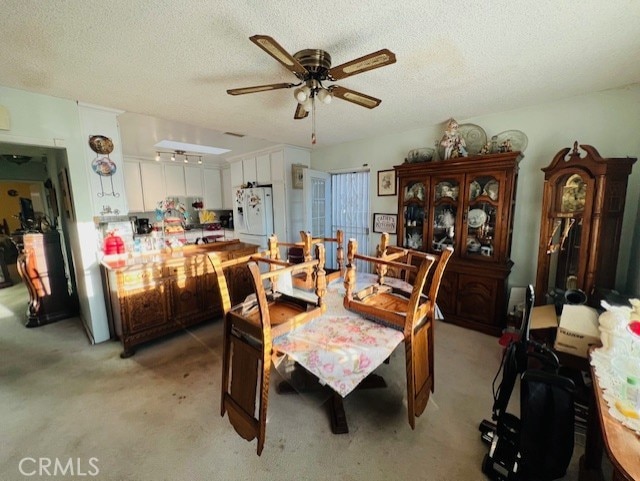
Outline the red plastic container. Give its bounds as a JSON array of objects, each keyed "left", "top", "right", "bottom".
[{"left": 103, "top": 231, "right": 125, "bottom": 255}]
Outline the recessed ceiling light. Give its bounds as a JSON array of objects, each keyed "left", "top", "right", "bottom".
[{"left": 153, "top": 140, "right": 231, "bottom": 155}]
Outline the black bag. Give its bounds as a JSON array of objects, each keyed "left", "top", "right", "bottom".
[{"left": 519, "top": 370, "right": 576, "bottom": 480}]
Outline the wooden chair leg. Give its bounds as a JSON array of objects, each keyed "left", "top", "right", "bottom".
[
  {"left": 220, "top": 316, "right": 232, "bottom": 417},
  {"left": 405, "top": 338, "right": 416, "bottom": 430}
]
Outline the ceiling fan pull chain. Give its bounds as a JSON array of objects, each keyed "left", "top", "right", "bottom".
[{"left": 311, "top": 96, "right": 317, "bottom": 145}]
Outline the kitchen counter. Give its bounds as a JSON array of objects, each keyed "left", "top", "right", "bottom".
[
  {"left": 100, "top": 239, "right": 250, "bottom": 272},
  {"left": 100, "top": 239, "right": 259, "bottom": 357}
]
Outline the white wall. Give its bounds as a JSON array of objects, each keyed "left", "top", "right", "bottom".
[
  {"left": 311, "top": 85, "right": 640, "bottom": 295},
  {"left": 0, "top": 86, "right": 109, "bottom": 342}
]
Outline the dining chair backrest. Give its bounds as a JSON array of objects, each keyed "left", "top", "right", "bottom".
[
  {"left": 376, "top": 232, "right": 435, "bottom": 285},
  {"left": 300, "top": 230, "right": 345, "bottom": 281}
]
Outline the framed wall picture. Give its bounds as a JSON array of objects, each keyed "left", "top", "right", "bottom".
[
  {"left": 377, "top": 169, "right": 396, "bottom": 196},
  {"left": 292, "top": 164, "right": 307, "bottom": 189},
  {"left": 58, "top": 168, "right": 75, "bottom": 222},
  {"left": 373, "top": 213, "right": 398, "bottom": 234}
]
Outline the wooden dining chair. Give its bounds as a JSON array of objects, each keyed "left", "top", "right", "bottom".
[
  {"left": 299, "top": 230, "right": 345, "bottom": 282},
  {"left": 210, "top": 241, "right": 327, "bottom": 455},
  {"left": 343, "top": 238, "right": 454, "bottom": 429}
]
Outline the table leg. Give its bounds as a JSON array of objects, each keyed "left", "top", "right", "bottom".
[{"left": 578, "top": 374, "right": 604, "bottom": 481}]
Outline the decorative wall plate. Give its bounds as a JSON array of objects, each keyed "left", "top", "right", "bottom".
[{"left": 88, "top": 135, "right": 114, "bottom": 154}]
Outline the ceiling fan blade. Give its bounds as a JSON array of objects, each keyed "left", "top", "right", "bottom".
[
  {"left": 227, "top": 82, "right": 295, "bottom": 95},
  {"left": 294, "top": 103, "right": 309, "bottom": 119},
  {"left": 330, "top": 86, "right": 382, "bottom": 109},
  {"left": 328, "top": 49, "right": 396, "bottom": 80},
  {"left": 249, "top": 35, "right": 308, "bottom": 77}
]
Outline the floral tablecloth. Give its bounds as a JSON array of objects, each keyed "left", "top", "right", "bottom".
[{"left": 272, "top": 274, "right": 404, "bottom": 397}]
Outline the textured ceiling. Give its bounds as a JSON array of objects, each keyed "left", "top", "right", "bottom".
[{"left": 1, "top": 0, "right": 639, "bottom": 162}]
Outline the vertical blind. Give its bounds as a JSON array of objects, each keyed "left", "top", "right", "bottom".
[{"left": 331, "top": 171, "right": 370, "bottom": 272}]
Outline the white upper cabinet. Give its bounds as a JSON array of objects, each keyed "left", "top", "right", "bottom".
[
  {"left": 270, "top": 150, "right": 285, "bottom": 183},
  {"left": 242, "top": 156, "right": 257, "bottom": 185},
  {"left": 140, "top": 162, "right": 165, "bottom": 211},
  {"left": 123, "top": 161, "right": 144, "bottom": 212},
  {"left": 164, "top": 164, "right": 186, "bottom": 197},
  {"left": 184, "top": 165, "right": 204, "bottom": 197},
  {"left": 222, "top": 168, "right": 232, "bottom": 210},
  {"left": 230, "top": 161, "right": 243, "bottom": 188},
  {"left": 203, "top": 168, "right": 222, "bottom": 210},
  {"left": 256, "top": 153, "right": 271, "bottom": 184}
]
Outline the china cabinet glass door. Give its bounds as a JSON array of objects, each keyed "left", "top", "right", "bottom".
[
  {"left": 401, "top": 179, "right": 427, "bottom": 250},
  {"left": 431, "top": 177, "right": 461, "bottom": 253},
  {"left": 463, "top": 174, "right": 501, "bottom": 259}
]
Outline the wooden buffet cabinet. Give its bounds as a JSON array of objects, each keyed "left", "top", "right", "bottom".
[
  {"left": 101, "top": 240, "right": 258, "bottom": 357},
  {"left": 394, "top": 151, "right": 521, "bottom": 335}
]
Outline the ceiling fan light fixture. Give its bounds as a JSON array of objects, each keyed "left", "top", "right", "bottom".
[
  {"left": 294, "top": 86, "right": 310, "bottom": 102},
  {"left": 171, "top": 153, "right": 176, "bottom": 161},
  {"left": 317, "top": 88, "right": 332, "bottom": 104},
  {"left": 155, "top": 152, "right": 160, "bottom": 162}
]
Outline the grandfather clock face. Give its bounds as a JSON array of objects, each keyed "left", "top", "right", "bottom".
[{"left": 559, "top": 173, "right": 587, "bottom": 213}]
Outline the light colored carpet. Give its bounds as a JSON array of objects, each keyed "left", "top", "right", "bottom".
[{"left": 0, "top": 283, "right": 584, "bottom": 481}]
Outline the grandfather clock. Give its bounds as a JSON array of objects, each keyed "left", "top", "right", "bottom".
[{"left": 534, "top": 142, "right": 636, "bottom": 305}]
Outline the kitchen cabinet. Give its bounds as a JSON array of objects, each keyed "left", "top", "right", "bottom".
[
  {"left": 534, "top": 143, "right": 636, "bottom": 306},
  {"left": 203, "top": 168, "right": 222, "bottom": 209},
  {"left": 270, "top": 150, "right": 285, "bottom": 182},
  {"left": 123, "top": 161, "right": 144, "bottom": 212},
  {"left": 164, "top": 164, "right": 186, "bottom": 197},
  {"left": 256, "top": 153, "right": 271, "bottom": 184},
  {"left": 394, "top": 151, "right": 521, "bottom": 336},
  {"left": 230, "top": 161, "right": 243, "bottom": 189},
  {"left": 140, "top": 162, "right": 165, "bottom": 212},
  {"left": 242, "top": 157, "right": 257, "bottom": 184},
  {"left": 226, "top": 145, "right": 310, "bottom": 242},
  {"left": 184, "top": 165, "right": 204, "bottom": 198},
  {"left": 221, "top": 168, "right": 232, "bottom": 209}
]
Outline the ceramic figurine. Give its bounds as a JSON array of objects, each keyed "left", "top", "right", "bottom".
[
  {"left": 440, "top": 118, "right": 468, "bottom": 159},
  {"left": 479, "top": 142, "right": 492, "bottom": 155}
]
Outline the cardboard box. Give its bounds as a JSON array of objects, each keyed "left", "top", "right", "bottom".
[{"left": 554, "top": 305, "right": 601, "bottom": 358}]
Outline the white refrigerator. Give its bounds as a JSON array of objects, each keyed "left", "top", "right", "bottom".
[{"left": 235, "top": 187, "right": 274, "bottom": 249}]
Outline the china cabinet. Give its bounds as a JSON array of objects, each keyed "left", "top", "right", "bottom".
[
  {"left": 534, "top": 143, "right": 636, "bottom": 306},
  {"left": 394, "top": 151, "right": 521, "bottom": 335}
]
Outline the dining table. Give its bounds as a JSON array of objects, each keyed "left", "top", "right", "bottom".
[
  {"left": 579, "top": 347, "right": 640, "bottom": 481},
  {"left": 271, "top": 273, "right": 412, "bottom": 434}
]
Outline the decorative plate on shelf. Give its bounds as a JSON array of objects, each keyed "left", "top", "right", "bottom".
[
  {"left": 469, "top": 180, "right": 481, "bottom": 201},
  {"left": 458, "top": 123, "right": 487, "bottom": 155},
  {"left": 435, "top": 181, "right": 458, "bottom": 200},
  {"left": 483, "top": 180, "right": 499, "bottom": 201},
  {"left": 495, "top": 130, "right": 528, "bottom": 153},
  {"left": 468, "top": 208, "right": 488, "bottom": 228},
  {"left": 406, "top": 183, "right": 425, "bottom": 201}
]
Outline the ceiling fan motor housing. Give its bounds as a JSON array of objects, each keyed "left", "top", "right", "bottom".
[{"left": 293, "top": 49, "right": 332, "bottom": 81}]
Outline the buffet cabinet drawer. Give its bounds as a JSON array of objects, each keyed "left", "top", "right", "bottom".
[{"left": 120, "top": 267, "right": 164, "bottom": 287}]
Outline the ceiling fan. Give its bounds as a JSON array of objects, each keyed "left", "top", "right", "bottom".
[{"left": 227, "top": 35, "right": 396, "bottom": 143}]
